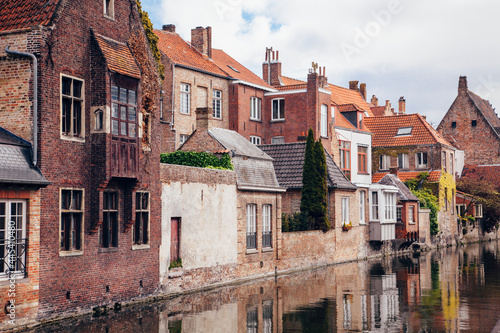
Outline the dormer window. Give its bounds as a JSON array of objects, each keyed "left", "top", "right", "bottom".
[
  {"left": 396, "top": 127, "right": 412, "bottom": 136},
  {"left": 104, "top": 0, "right": 114, "bottom": 19}
]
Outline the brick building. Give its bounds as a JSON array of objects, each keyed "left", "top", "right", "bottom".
[
  {"left": 0, "top": 0, "right": 161, "bottom": 318},
  {"left": 437, "top": 76, "right": 500, "bottom": 165}
]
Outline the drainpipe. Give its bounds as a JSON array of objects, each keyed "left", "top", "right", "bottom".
[
  {"left": 5, "top": 46, "right": 38, "bottom": 167},
  {"left": 171, "top": 64, "right": 177, "bottom": 149}
]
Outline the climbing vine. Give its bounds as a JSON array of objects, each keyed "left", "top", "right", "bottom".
[
  {"left": 136, "top": 0, "right": 165, "bottom": 81},
  {"left": 438, "top": 171, "right": 456, "bottom": 209}
]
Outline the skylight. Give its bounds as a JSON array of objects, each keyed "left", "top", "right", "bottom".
[
  {"left": 227, "top": 65, "right": 240, "bottom": 73},
  {"left": 396, "top": 127, "right": 412, "bottom": 136}
]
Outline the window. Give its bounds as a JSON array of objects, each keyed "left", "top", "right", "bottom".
[
  {"left": 359, "top": 191, "right": 365, "bottom": 224},
  {"left": 100, "top": 191, "right": 118, "bottom": 248},
  {"left": 397, "top": 153, "right": 409, "bottom": 169},
  {"left": 379, "top": 155, "right": 390, "bottom": 170},
  {"left": 212, "top": 90, "right": 222, "bottom": 119},
  {"left": 180, "top": 83, "right": 190, "bottom": 114},
  {"left": 451, "top": 121, "right": 457, "bottom": 128},
  {"left": 263, "top": 301, "right": 273, "bottom": 333},
  {"left": 456, "top": 204, "right": 466, "bottom": 216},
  {"left": 444, "top": 188, "right": 448, "bottom": 211},
  {"left": 272, "top": 98, "right": 285, "bottom": 120},
  {"left": 321, "top": 104, "right": 328, "bottom": 137},
  {"left": 134, "top": 192, "right": 149, "bottom": 245},
  {"left": 60, "top": 189, "right": 83, "bottom": 252},
  {"left": 341, "top": 197, "right": 349, "bottom": 226},
  {"left": 61, "top": 75, "right": 84, "bottom": 138},
  {"left": 271, "top": 136, "right": 285, "bottom": 144},
  {"left": 475, "top": 204, "right": 483, "bottom": 218},
  {"left": 250, "top": 136, "right": 261, "bottom": 145},
  {"left": 0, "top": 200, "right": 26, "bottom": 277},
  {"left": 246, "top": 306, "right": 258, "bottom": 333},
  {"left": 396, "top": 127, "right": 412, "bottom": 136},
  {"left": 471, "top": 120, "right": 477, "bottom": 127},
  {"left": 371, "top": 192, "right": 379, "bottom": 220},
  {"left": 442, "top": 151, "right": 447, "bottom": 172},
  {"left": 94, "top": 109, "right": 104, "bottom": 131},
  {"left": 339, "top": 141, "right": 351, "bottom": 180},
  {"left": 416, "top": 152, "right": 428, "bottom": 169},
  {"left": 246, "top": 204, "right": 256, "bottom": 249},
  {"left": 409, "top": 206, "right": 415, "bottom": 224},
  {"left": 396, "top": 205, "right": 402, "bottom": 222},
  {"left": 358, "top": 146, "right": 368, "bottom": 174},
  {"left": 331, "top": 106, "right": 335, "bottom": 124},
  {"left": 343, "top": 294, "right": 352, "bottom": 330},
  {"left": 250, "top": 97, "right": 261, "bottom": 120},
  {"left": 103, "top": 0, "right": 114, "bottom": 18},
  {"left": 179, "top": 134, "right": 189, "bottom": 146},
  {"left": 384, "top": 192, "right": 396, "bottom": 221},
  {"left": 111, "top": 85, "right": 137, "bottom": 138},
  {"left": 450, "top": 153, "right": 454, "bottom": 175},
  {"left": 262, "top": 205, "right": 272, "bottom": 248}
]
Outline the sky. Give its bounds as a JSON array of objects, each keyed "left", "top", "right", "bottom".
[{"left": 141, "top": 0, "right": 500, "bottom": 127}]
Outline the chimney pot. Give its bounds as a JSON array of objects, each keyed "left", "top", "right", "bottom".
[
  {"left": 398, "top": 96, "right": 406, "bottom": 114},
  {"left": 162, "top": 24, "right": 176, "bottom": 32},
  {"left": 371, "top": 95, "right": 379, "bottom": 106}
]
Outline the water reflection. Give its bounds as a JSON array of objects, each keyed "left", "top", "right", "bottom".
[{"left": 31, "top": 241, "right": 500, "bottom": 332}]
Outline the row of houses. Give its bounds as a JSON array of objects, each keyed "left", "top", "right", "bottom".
[{"left": 0, "top": 0, "right": 494, "bottom": 327}]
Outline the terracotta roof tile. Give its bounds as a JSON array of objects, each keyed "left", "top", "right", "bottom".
[
  {"left": 365, "top": 113, "right": 452, "bottom": 147},
  {"left": 0, "top": 0, "right": 60, "bottom": 32},
  {"left": 211, "top": 49, "right": 273, "bottom": 89},
  {"left": 372, "top": 170, "right": 442, "bottom": 183},
  {"left": 155, "top": 30, "right": 229, "bottom": 77},
  {"left": 371, "top": 106, "right": 387, "bottom": 117},
  {"left": 328, "top": 84, "right": 374, "bottom": 116},
  {"left": 281, "top": 76, "right": 306, "bottom": 85},
  {"left": 94, "top": 34, "right": 141, "bottom": 79},
  {"left": 275, "top": 83, "right": 307, "bottom": 91}
]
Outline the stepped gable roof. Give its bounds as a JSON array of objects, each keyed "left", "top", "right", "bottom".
[
  {"left": 259, "top": 142, "right": 357, "bottom": 190},
  {"left": 94, "top": 34, "right": 141, "bottom": 79},
  {"left": 0, "top": 127, "right": 49, "bottom": 186},
  {"left": 0, "top": 0, "right": 60, "bottom": 32},
  {"left": 365, "top": 113, "right": 452, "bottom": 147},
  {"left": 211, "top": 49, "right": 274, "bottom": 90},
  {"left": 372, "top": 170, "right": 441, "bottom": 183},
  {"left": 154, "top": 29, "right": 229, "bottom": 77},
  {"left": 467, "top": 90, "right": 500, "bottom": 135},
  {"left": 371, "top": 106, "right": 388, "bottom": 117},
  {"left": 378, "top": 174, "right": 419, "bottom": 201}
]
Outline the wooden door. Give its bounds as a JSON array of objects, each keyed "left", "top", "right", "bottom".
[{"left": 170, "top": 218, "right": 180, "bottom": 262}]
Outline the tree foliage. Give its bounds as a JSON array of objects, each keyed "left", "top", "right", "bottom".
[
  {"left": 405, "top": 172, "right": 439, "bottom": 236},
  {"left": 160, "top": 151, "right": 233, "bottom": 170}
]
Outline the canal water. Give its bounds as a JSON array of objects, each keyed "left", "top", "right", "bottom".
[{"left": 32, "top": 241, "right": 500, "bottom": 332}]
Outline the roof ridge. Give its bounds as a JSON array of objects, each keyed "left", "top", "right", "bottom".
[{"left": 466, "top": 90, "right": 500, "bottom": 139}]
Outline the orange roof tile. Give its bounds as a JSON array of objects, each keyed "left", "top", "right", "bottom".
[
  {"left": 329, "top": 84, "right": 374, "bottom": 116},
  {"left": 94, "top": 34, "right": 141, "bottom": 79},
  {"left": 365, "top": 113, "right": 453, "bottom": 147},
  {"left": 372, "top": 170, "right": 442, "bottom": 183},
  {"left": 0, "top": 0, "right": 60, "bottom": 32},
  {"left": 281, "top": 76, "right": 306, "bottom": 85},
  {"left": 371, "top": 106, "right": 387, "bottom": 117},
  {"left": 275, "top": 83, "right": 307, "bottom": 91},
  {"left": 155, "top": 30, "right": 229, "bottom": 77},
  {"left": 211, "top": 49, "right": 273, "bottom": 89}
]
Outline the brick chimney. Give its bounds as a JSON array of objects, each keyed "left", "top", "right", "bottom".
[
  {"left": 262, "top": 47, "right": 282, "bottom": 86},
  {"left": 458, "top": 76, "right": 468, "bottom": 95},
  {"left": 385, "top": 100, "right": 392, "bottom": 115},
  {"left": 196, "top": 107, "right": 213, "bottom": 130},
  {"left": 191, "top": 26, "right": 212, "bottom": 58},
  {"left": 398, "top": 96, "right": 406, "bottom": 114},
  {"left": 389, "top": 167, "right": 399, "bottom": 177},
  {"left": 162, "top": 24, "right": 175, "bottom": 33},
  {"left": 371, "top": 95, "right": 379, "bottom": 106},
  {"left": 349, "top": 80, "right": 359, "bottom": 91},
  {"left": 359, "top": 83, "right": 367, "bottom": 100}
]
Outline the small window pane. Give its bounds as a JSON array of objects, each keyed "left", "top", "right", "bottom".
[
  {"left": 111, "top": 86, "right": 119, "bottom": 101},
  {"left": 120, "top": 88, "right": 127, "bottom": 103},
  {"left": 128, "top": 90, "right": 136, "bottom": 105},
  {"left": 73, "top": 80, "right": 82, "bottom": 98},
  {"left": 112, "top": 120, "right": 119, "bottom": 135},
  {"left": 129, "top": 124, "right": 136, "bottom": 138},
  {"left": 62, "top": 77, "right": 72, "bottom": 96},
  {"left": 112, "top": 103, "right": 119, "bottom": 118},
  {"left": 120, "top": 106, "right": 127, "bottom": 120},
  {"left": 128, "top": 107, "right": 136, "bottom": 121},
  {"left": 120, "top": 121, "right": 127, "bottom": 136}
]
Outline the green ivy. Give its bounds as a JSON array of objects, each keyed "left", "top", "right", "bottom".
[
  {"left": 136, "top": 0, "right": 165, "bottom": 81},
  {"left": 405, "top": 173, "right": 439, "bottom": 236},
  {"left": 160, "top": 151, "right": 234, "bottom": 170},
  {"left": 169, "top": 258, "right": 182, "bottom": 270}
]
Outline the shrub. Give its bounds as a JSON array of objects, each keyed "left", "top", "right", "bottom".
[{"left": 160, "top": 151, "right": 233, "bottom": 170}]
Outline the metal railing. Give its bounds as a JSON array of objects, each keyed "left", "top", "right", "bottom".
[
  {"left": 246, "top": 232, "right": 256, "bottom": 249},
  {"left": 262, "top": 232, "right": 272, "bottom": 248},
  {"left": 0, "top": 238, "right": 27, "bottom": 278}
]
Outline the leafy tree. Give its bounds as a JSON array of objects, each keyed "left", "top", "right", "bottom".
[{"left": 405, "top": 173, "right": 439, "bottom": 236}]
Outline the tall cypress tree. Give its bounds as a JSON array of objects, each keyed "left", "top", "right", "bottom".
[
  {"left": 313, "top": 139, "right": 330, "bottom": 231},
  {"left": 300, "top": 129, "right": 316, "bottom": 230}
]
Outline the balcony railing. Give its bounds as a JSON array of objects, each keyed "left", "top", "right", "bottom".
[
  {"left": 0, "top": 238, "right": 27, "bottom": 278},
  {"left": 246, "top": 232, "right": 256, "bottom": 249},
  {"left": 262, "top": 232, "right": 272, "bottom": 248}
]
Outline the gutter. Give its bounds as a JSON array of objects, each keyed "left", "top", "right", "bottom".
[{"left": 5, "top": 46, "right": 38, "bottom": 167}]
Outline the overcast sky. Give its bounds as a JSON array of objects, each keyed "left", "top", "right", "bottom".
[{"left": 142, "top": 0, "right": 500, "bottom": 127}]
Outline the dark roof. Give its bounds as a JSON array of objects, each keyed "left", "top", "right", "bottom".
[
  {"left": 378, "top": 174, "right": 419, "bottom": 201},
  {"left": 0, "top": 0, "right": 60, "bottom": 32},
  {"left": 0, "top": 127, "right": 49, "bottom": 186},
  {"left": 468, "top": 90, "right": 500, "bottom": 136},
  {"left": 94, "top": 34, "right": 141, "bottom": 79},
  {"left": 259, "top": 142, "right": 357, "bottom": 190}
]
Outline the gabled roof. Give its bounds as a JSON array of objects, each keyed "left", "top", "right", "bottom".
[
  {"left": 211, "top": 49, "right": 274, "bottom": 90},
  {"left": 372, "top": 170, "right": 441, "bottom": 183},
  {"left": 154, "top": 30, "right": 229, "bottom": 77},
  {"left": 0, "top": 127, "right": 49, "bottom": 186},
  {"left": 94, "top": 34, "right": 141, "bottom": 79},
  {"left": 328, "top": 84, "right": 374, "bottom": 116},
  {"left": 365, "top": 113, "right": 452, "bottom": 147},
  {"left": 281, "top": 76, "right": 306, "bottom": 86},
  {"left": 259, "top": 142, "right": 357, "bottom": 190},
  {"left": 467, "top": 90, "right": 500, "bottom": 135},
  {"left": 378, "top": 174, "right": 419, "bottom": 202},
  {"left": 0, "top": 0, "right": 60, "bottom": 32},
  {"left": 462, "top": 164, "right": 500, "bottom": 184}
]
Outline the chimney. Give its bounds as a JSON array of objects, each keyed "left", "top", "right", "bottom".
[
  {"left": 458, "top": 76, "right": 468, "bottom": 94},
  {"left": 371, "top": 95, "right": 379, "bottom": 106},
  {"left": 195, "top": 107, "right": 213, "bottom": 130},
  {"left": 349, "top": 81, "right": 359, "bottom": 91},
  {"left": 398, "top": 96, "right": 406, "bottom": 114},
  {"left": 389, "top": 167, "right": 399, "bottom": 177},
  {"left": 191, "top": 26, "right": 212, "bottom": 58},
  {"left": 162, "top": 24, "right": 175, "bottom": 33},
  {"left": 262, "top": 47, "right": 281, "bottom": 86},
  {"left": 360, "top": 83, "right": 367, "bottom": 100}
]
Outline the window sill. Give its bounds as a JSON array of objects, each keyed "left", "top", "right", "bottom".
[
  {"left": 179, "top": 112, "right": 190, "bottom": 116},
  {"left": 213, "top": 117, "right": 223, "bottom": 121},
  {"left": 246, "top": 249, "right": 258, "bottom": 255},
  {"left": 59, "top": 250, "right": 83, "bottom": 257},
  {"left": 0, "top": 276, "right": 29, "bottom": 284},
  {"left": 60, "top": 135, "right": 85, "bottom": 143},
  {"left": 98, "top": 247, "right": 119, "bottom": 253},
  {"left": 250, "top": 118, "right": 262, "bottom": 123},
  {"left": 270, "top": 119, "right": 285, "bottom": 123},
  {"left": 262, "top": 247, "right": 273, "bottom": 253},
  {"left": 132, "top": 244, "right": 150, "bottom": 251},
  {"left": 320, "top": 136, "right": 329, "bottom": 139},
  {"left": 358, "top": 172, "right": 370, "bottom": 175},
  {"left": 103, "top": 14, "right": 115, "bottom": 21}
]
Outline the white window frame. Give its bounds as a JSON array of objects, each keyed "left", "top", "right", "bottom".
[
  {"left": 379, "top": 155, "right": 390, "bottom": 170},
  {"left": 341, "top": 197, "right": 350, "bottom": 226},
  {"left": 371, "top": 191, "right": 379, "bottom": 220},
  {"left": 0, "top": 200, "right": 27, "bottom": 277},
  {"left": 450, "top": 153, "right": 454, "bottom": 175},
  {"left": 321, "top": 104, "right": 328, "bottom": 137},
  {"left": 250, "top": 136, "right": 261, "bottom": 145},
  {"left": 475, "top": 204, "right": 483, "bottom": 218},
  {"left": 384, "top": 192, "right": 396, "bottom": 221},
  {"left": 133, "top": 191, "right": 150, "bottom": 248},
  {"left": 60, "top": 188, "right": 84, "bottom": 254},
  {"left": 409, "top": 205, "right": 415, "bottom": 224},
  {"left": 396, "top": 205, "right": 402, "bottom": 222},
  {"left": 456, "top": 204, "right": 466, "bottom": 216},
  {"left": 271, "top": 136, "right": 285, "bottom": 144},
  {"left": 396, "top": 127, "right": 412, "bottom": 136},
  {"left": 272, "top": 98, "right": 285, "bottom": 121},
  {"left": 212, "top": 89, "right": 222, "bottom": 119},
  {"left": 60, "top": 74, "right": 85, "bottom": 141},
  {"left": 262, "top": 204, "right": 272, "bottom": 248},
  {"left": 415, "top": 152, "right": 428, "bottom": 169},
  {"left": 246, "top": 204, "right": 257, "bottom": 249},
  {"left": 179, "top": 134, "right": 189, "bottom": 146},
  {"left": 250, "top": 97, "right": 261, "bottom": 121},
  {"left": 359, "top": 191, "right": 365, "bottom": 224},
  {"left": 397, "top": 153, "right": 409, "bottom": 170},
  {"left": 442, "top": 151, "right": 447, "bottom": 172},
  {"left": 180, "top": 83, "right": 191, "bottom": 114}
]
